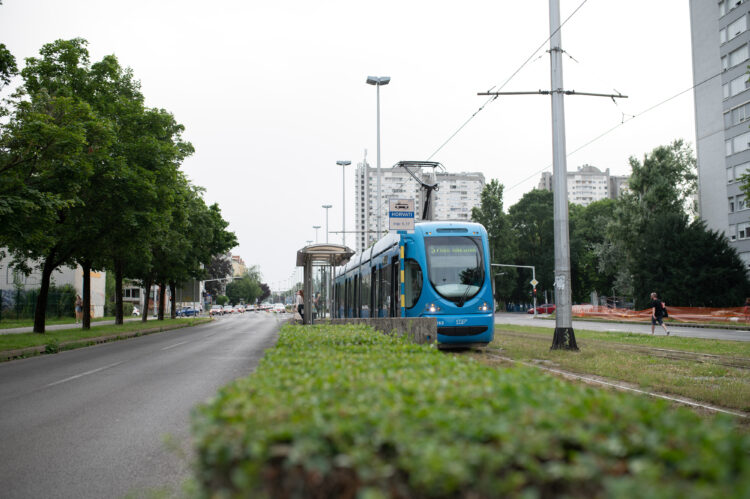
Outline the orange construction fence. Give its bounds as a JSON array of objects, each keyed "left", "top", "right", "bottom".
[{"left": 571, "top": 305, "right": 750, "bottom": 325}]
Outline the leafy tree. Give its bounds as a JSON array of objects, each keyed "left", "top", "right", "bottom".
[
  {"left": 569, "top": 199, "right": 617, "bottom": 303},
  {"left": 205, "top": 255, "right": 233, "bottom": 298},
  {"left": 601, "top": 140, "right": 748, "bottom": 308},
  {"left": 471, "top": 180, "right": 517, "bottom": 305},
  {"left": 258, "top": 283, "right": 271, "bottom": 303},
  {"left": 0, "top": 39, "right": 114, "bottom": 332},
  {"left": 508, "top": 189, "right": 555, "bottom": 304}
]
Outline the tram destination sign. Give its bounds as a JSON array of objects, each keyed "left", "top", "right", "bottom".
[{"left": 389, "top": 198, "right": 415, "bottom": 233}]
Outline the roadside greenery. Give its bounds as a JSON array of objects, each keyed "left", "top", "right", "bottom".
[
  {"left": 192, "top": 324, "right": 750, "bottom": 497},
  {"left": 0, "top": 39, "right": 237, "bottom": 333},
  {"left": 476, "top": 141, "right": 750, "bottom": 308},
  {"left": 492, "top": 325, "right": 750, "bottom": 412}
]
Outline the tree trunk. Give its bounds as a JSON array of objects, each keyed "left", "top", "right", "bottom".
[
  {"left": 169, "top": 281, "right": 177, "bottom": 319},
  {"left": 142, "top": 277, "right": 152, "bottom": 323},
  {"left": 158, "top": 282, "right": 166, "bottom": 320},
  {"left": 114, "top": 260, "right": 124, "bottom": 325},
  {"left": 82, "top": 260, "right": 91, "bottom": 330},
  {"left": 33, "top": 251, "right": 57, "bottom": 334}
]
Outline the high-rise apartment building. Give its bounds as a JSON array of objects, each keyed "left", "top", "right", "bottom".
[
  {"left": 690, "top": 0, "right": 750, "bottom": 266},
  {"left": 354, "top": 162, "right": 484, "bottom": 251},
  {"left": 537, "top": 165, "right": 629, "bottom": 207}
]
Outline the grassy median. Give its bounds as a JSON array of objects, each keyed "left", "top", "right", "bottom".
[
  {"left": 192, "top": 324, "right": 750, "bottom": 498},
  {"left": 490, "top": 325, "right": 750, "bottom": 413}
]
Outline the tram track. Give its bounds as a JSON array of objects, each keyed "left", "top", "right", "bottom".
[{"left": 497, "top": 330, "right": 750, "bottom": 370}]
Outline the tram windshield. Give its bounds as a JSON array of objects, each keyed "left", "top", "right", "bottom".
[{"left": 425, "top": 236, "right": 484, "bottom": 305}]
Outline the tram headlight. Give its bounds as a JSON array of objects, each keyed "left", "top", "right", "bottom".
[
  {"left": 478, "top": 302, "right": 491, "bottom": 312},
  {"left": 425, "top": 303, "right": 441, "bottom": 313}
]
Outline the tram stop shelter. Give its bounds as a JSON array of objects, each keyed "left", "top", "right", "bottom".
[{"left": 295, "top": 243, "right": 354, "bottom": 325}]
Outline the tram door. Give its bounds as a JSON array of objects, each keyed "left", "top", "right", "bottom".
[{"left": 391, "top": 256, "right": 399, "bottom": 317}]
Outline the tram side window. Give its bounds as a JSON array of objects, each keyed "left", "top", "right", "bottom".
[
  {"left": 361, "top": 271, "right": 371, "bottom": 317},
  {"left": 371, "top": 267, "right": 378, "bottom": 317},
  {"left": 391, "top": 257, "right": 399, "bottom": 316},
  {"left": 379, "top": 265, "right": 391, "bottom": 317},
  {"left": 404, "top": 259, "right": 423, "bottom": 309},
  {"left": 354, "top": 276, "right": 360, "bottom": 317}
]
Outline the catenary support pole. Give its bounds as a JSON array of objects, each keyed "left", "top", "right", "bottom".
[{"left": 549, "top": 0, "right": 577, "bottom": 350}]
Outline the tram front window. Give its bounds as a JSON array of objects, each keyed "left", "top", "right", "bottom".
[{"left": 425, "top": 236, "right": 484, "bottom": 306}]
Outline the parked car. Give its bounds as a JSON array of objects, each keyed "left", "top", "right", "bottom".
[
  {"left": 223, "top": 305, "right": 234, "bottom": 314},
  {"left": 176, "top": 307, "right": 199, "bottom": 317},
  {"left": 527, "top": 303, "right": 556, "bottom": 314},
  {"left": 235, "top": 305, "right": 245, "bottom": 313},
  {"left": 273, "top": 303, "right": 286, "bottom": 314},
  {"left": 209, "top": 305, "right": 223, "bottom": 316}
]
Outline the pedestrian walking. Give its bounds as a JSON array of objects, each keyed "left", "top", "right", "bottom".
[
  {"left": 649, "top": 291, "right": 669, "bottom": 335},
  {"left": 74, "top": 294, "right": 83, "bottom": 324},
  {"left": 296, "top": 290, "right": 304, "bottom": 321}
]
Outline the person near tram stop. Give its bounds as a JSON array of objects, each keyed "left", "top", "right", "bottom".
[
  {"left": 74, "top": 294, "right": 83, "bottom": 324},
  {"left": 296, "top": 290, "right": 304, "bottom": 321},
  {"left": 649, "top": 291, "right": 669, "bottom": 336}
]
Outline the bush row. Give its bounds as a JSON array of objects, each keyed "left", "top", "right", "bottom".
[{"left": 191, "top": 324, "right": 750, "bottom": 498}]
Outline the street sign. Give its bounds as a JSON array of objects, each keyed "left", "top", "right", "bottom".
[
  {"left": 389, "top": 198, "right": 415, "bottom": 232},
  {"left": 530, "top": 279, "right": 539, "bottom": 287}
]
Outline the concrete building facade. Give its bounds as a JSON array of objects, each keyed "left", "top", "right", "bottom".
[
  {"left": 354, "top": 162, "right": 484, "bottom": 251},
  {"left": 537, "top": 165, "right": 629, "bottom": 207},
  {"left": 690, "top": 0, "right": 750, "bottom": 266}
]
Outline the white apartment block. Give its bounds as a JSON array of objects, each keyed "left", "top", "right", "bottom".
[
  {"left": 354, "top": 162, "right": 485, "bottom": 251},
  {"left": 690, "top": 0, "right": 750, "bottom": 266},
  {"left": 537, "top": 165, "right": 629, "bottom": 207}
]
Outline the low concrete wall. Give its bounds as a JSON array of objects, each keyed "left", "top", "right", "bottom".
[{"left": 328, "top": 317, "right": 437, "bottom": 345}]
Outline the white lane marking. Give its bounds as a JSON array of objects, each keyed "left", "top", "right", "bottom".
[
  {"left": 161, "top": 340, "right": 190, "bottom": 351},
  {"left": 46, "top": 361, "right": 124, "bottom": 387}
]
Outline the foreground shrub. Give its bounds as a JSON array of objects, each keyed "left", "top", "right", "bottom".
[{"left": 192, "top": 324, "right": 750, "bottom": 498}]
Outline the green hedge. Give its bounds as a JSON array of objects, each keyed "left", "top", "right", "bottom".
[{"left": 192, "top": 325, "right": 750, "bottom": 498}]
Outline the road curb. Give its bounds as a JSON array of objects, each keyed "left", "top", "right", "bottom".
[{"left": 0, "top": 322, "right": 194, "bottom": 362}]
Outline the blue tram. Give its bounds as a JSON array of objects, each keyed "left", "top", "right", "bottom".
[{"left": 333, "top": 221, "right": 494, "bottom": 347}]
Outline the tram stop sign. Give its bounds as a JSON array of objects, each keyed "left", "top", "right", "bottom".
[{"left": 389, "top": 198, "right": 415, "bottom": 233}]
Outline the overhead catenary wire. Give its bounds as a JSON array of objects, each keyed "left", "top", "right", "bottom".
[
  {"left": 426, "top": 0, "right": 591, "bottom": 161},
  {"left": 505, "top": 68, "right": 725, "bottom": 194}
]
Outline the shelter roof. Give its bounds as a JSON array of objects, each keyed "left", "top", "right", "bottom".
[{"left": 296, "top": 244, "right": 354, "bottom": 267}]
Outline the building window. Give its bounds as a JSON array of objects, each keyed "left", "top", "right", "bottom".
[
  {"left": 729, "top": 15, "right": 748, "bottom": 40},
  {"left": 724, "top": 83, "right": 731, "bottom": 99},
  {"left": 728, "top": 44, "right": 749, "bottom": 68},
  {"left": 739, "top": 222, "right": 750, "bottom": 239},
  {"left": 740, "top": 195, "right": 747, "bottom": 210},
  {"left": 721, "top": 27, "right": 728, "bottom": 44},
  {"left": 720, "top": 0, "right": 726, "bottom": 16},
  {"left": 736, "top": 161, "right": 750, "bottom": 180},
  {"left": 730, "top": 74, "right": 750, "bottom": 97},
  {"left": 729, "top": 224, "right": 737, "bottom": 241},
  {"left": 727, "top": 139, "right": 734, "bottom": 156},
  {"left": 730, "top": 197, "right": 736, "bottom": 212},
  {"left": 730, "top": 131, "right": 750, "bottom": 155},
  {"left": 729, "top": 166, "right": 736, "bottom": 183}
]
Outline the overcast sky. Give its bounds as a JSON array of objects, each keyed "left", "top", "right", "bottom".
[{"left": 1, "top": 0, "right": 696, "bottom": 290}]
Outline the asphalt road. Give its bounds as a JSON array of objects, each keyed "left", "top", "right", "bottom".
[
  {"left": 0, "top": 311, "right": 284, "bottom": 498},
  {"left": 495, "top": 312, "right": 750, "bottom": 342}
]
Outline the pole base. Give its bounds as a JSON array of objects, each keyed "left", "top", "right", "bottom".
[{"left": 551, "top": 327, "right": 579, "bottom": 351}]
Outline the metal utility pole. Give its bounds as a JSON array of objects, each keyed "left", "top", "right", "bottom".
[
  {"left": 336, "top": 160, "right": 351, "bottom": 246},
  {"left": 547, "top": 0, "right": 576, "bottom": 350},
  {"left": 478, "top": 0, "right": 626, "bottom": 351}
]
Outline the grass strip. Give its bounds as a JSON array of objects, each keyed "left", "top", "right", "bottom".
[
  {"left": 0, "top": 318, "right": 211, "bottom": 355},
  {"left": 493, "top": 325, "right": 750, "bottom": 412},
  {"left": 191, "top": 324, "right": 750, "bottom": 498},
  {"left": 498, "top": 323, "right": 750, "bottom": 357},
  {"left": 0, "top": 316, "right": 114, "bottom": 329}
]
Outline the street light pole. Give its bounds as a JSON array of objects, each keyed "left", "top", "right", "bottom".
[
  {"left": 322, "top": 204, "right": 332, "bottom": 244},
  {"left": 313, "top": 225, "right": 321, "bottom": 244},
  {"left": 336, "top": 160, "right": 351, "bottom": 247},
  {"left": 366, "top": 76, "right": 390, "bottom": 243}
]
